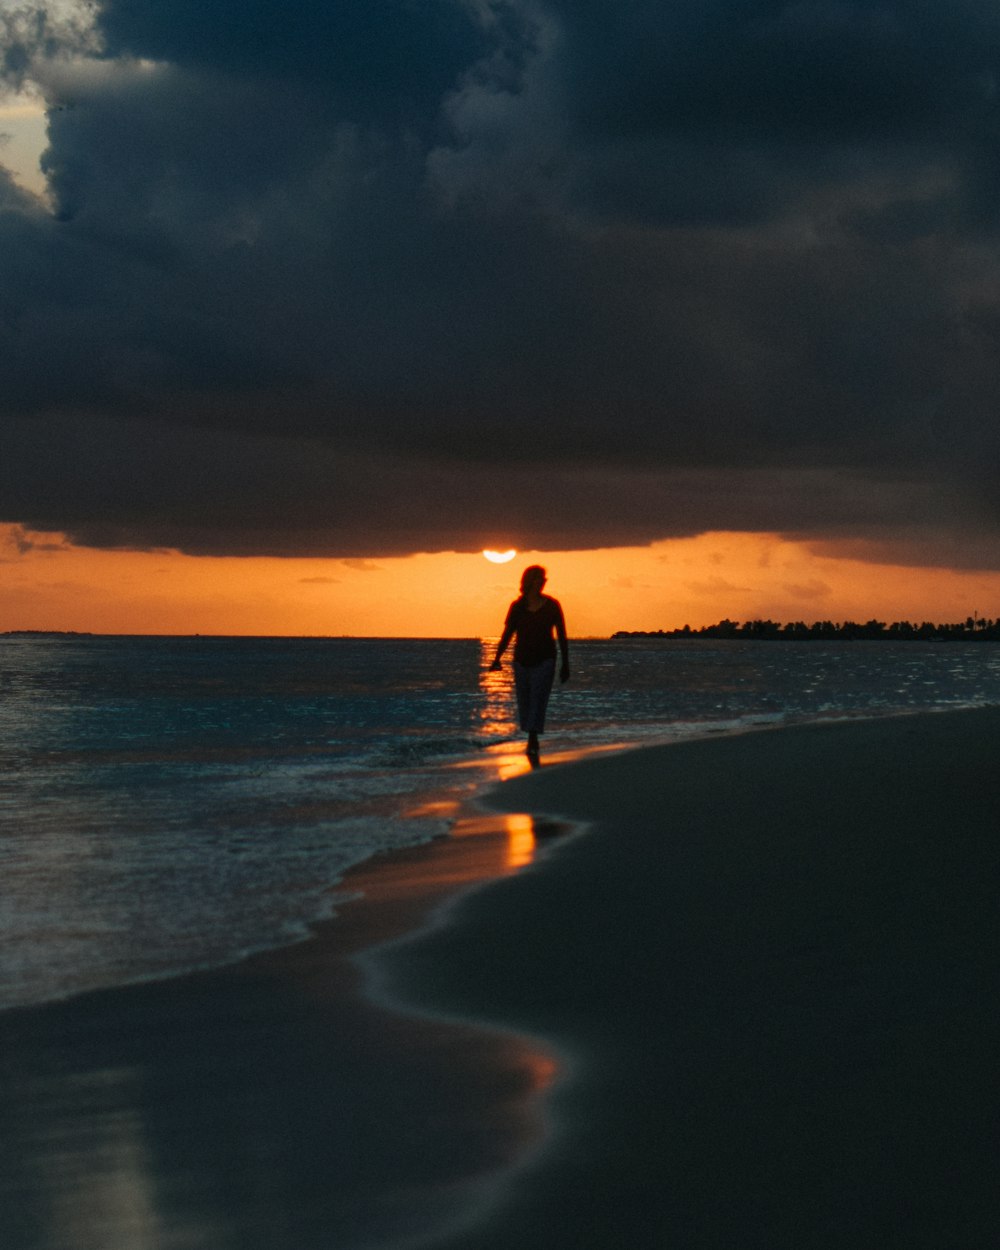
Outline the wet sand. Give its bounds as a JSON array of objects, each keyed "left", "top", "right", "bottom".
[
  {"left": 375, "top": 707, "right": 1000, "bottom": 1247},
  {"left": 0, "top": 802, "right": 562, "bottom": 1250},
  {"left": 2, "top": 709, "right": 999, "bottom": 1248}
]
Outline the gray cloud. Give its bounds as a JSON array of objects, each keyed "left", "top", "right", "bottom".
[{"left": 2, "top": 1, "right": 1000, "bottom": 565}]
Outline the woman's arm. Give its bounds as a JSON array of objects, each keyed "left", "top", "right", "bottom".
[
  {"left": 490, "top": 604, "right": 518, "bottom": 669},
  {"left": 556, "top": 602, "right": 570, "bottom": 682}
]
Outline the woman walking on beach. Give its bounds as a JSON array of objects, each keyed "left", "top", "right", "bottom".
[{"left": 490, "top": 565, "right": 570, "bottom": 759}]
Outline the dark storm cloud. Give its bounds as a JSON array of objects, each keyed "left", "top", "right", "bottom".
[
  {"left": 3, "top": 0, "right": 1000, "bottom": 563},
  {"left": 553, "top": 0, "right": 1000, "bottom": 143},
  {"left": 97, "top": 0, "right": 494, "bottom": 121}
]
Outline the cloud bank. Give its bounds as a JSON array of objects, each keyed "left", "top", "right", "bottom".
[{"left": 2, "top": 0, "right": 1000, "bottom": 563}]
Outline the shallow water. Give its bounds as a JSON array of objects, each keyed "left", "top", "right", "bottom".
[{"left": 3, "top": 633, "right": 999, "bottom": 1009}]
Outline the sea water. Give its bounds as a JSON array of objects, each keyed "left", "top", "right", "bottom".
[{"left": 3, "top": 632, "right": 1000, "bottom": 1011}]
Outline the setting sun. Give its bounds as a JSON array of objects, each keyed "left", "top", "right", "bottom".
[
  {"left": 6, "top": 525, "right": 1000, "bottom": 638},
  {"left": 483, "top": 549, "right": 517, "bottom": 564}
]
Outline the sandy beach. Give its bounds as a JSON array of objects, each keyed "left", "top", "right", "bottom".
[
  {"left": 2, "top": 708, "right": 999, "bottom": 1248},
  {"left": 377, "top": 707, "right": 1000, "bottom": 1247}
]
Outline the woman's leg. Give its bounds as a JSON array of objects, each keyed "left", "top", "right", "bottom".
[
  {"left": 525, "top": 659, "right": 556, "bottom": 733},
  {"left": 513, "top": 661, "right": 532, "bottom": 731}
]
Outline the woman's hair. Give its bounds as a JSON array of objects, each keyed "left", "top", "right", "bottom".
[{"left": 520, "top": 565, "right": 547, "bottom": 594}]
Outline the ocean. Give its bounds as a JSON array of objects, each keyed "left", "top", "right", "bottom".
[{"left": 3, "top": 632, "right": 1000, "bottom": 1013}]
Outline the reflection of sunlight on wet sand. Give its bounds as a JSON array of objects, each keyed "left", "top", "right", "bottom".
[
  {"left": 489, "top": 743, "right": 538, "bottom": 782},
  {"left": 502, "top": 813, "right": 536, "bottom": 870},
  {"left": 449, "top": 810, "right": 541, "bottom": 875},
  {"left": 450, "top": 737, "right": 636, "bottom": 786},
  {"left": 357, "top": 807, "right": 560, "bottom": 915},
  {"left": 519, "top": 741, "right": 635, "bottom": 767}
]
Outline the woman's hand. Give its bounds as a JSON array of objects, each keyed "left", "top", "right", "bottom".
[
  {"left": 559, "top": 662, "right": 570, "bottom": 683},
  {"left": 489, "top": 658, "right": 502, "bottom": 671}
]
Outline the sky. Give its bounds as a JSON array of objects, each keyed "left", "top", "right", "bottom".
[{"left": 3, "top": 1, "right": 1000, "bottom": 635}]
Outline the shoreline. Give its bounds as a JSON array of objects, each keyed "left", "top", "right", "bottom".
[
  {"left": 0, "top": 777, "right": 585, "bottom": 1250},
  {"left": 373, "top": 705, "right": 1000, "bottom": 1247},
  {"left": 2, "top": 707, "right": 999, "bottom": 1248}
]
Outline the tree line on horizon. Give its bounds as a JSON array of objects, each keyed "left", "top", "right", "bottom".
[{"left": 613, "top": 616, "right": 1000, "bottom": 641}]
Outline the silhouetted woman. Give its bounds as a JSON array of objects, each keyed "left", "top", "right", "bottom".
[{"left": 490, "top": 565, "right": 570, "bottom": 758}]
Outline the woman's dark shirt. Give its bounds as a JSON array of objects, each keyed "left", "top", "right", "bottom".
[{"left": 503, "top": 596, "right": 567, "bottom": 667}]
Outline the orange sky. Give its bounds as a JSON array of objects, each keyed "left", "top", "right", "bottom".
[{"left": 4, "top": 523, "right": 1000, "bottom": 637}]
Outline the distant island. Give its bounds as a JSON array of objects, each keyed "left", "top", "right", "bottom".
[
  {"left": 613, "top": 617, "right": 1000, "bottom": 641},
  {"left": 1, "top": 630, "right": 96, "bottom": 637}
]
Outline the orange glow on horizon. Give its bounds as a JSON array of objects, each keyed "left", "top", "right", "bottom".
[{"left": 4, "top": 524, "right": 1000, "bottom": 639}]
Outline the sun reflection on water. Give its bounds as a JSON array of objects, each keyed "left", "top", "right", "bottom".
[{"left": 478, "top": 638, "right": 518, "bottom": 742}]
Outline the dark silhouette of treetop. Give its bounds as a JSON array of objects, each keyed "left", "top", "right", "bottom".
[{"left": 612, "top": 617, "right": 1000, "bottom": 641}]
